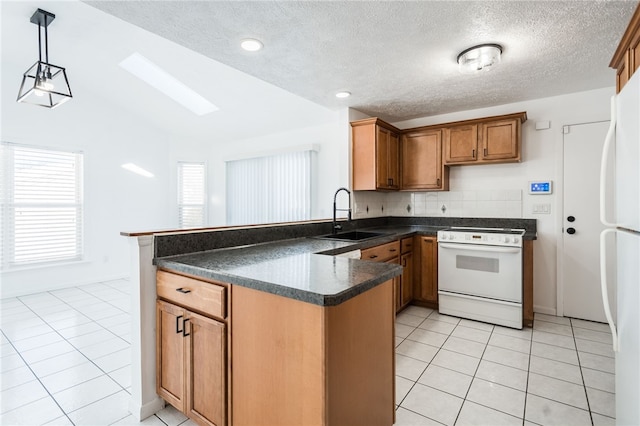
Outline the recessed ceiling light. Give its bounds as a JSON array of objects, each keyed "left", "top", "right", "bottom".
[
  {"left": 241, "top": 39, "right": 263, "bottom": 52},
  {"left": 119, "top": 52, "right": 218, "bottom": 116},
  {"left": 122, "top": 163, "right": 154, "bottom": 178},
  {"left": 335, "top": 91, "right": 351, "bottom": 98}
]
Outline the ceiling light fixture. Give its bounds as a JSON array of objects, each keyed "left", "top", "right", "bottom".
[
  {"left": 17, "top": 8, "right": 72, "bottom": 109},
  {"left": 240, "top": 39, "right": 263, "bottom": 52},
  {"left": 335, "top": 91, "right": 351, "bottom": 98},
  {"left": 457, "top": 44, "right": 503, "bottom": 74}
]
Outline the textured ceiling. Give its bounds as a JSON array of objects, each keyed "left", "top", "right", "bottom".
[{"left": 86, "top": 1, "right": 636, "bottom": 122}]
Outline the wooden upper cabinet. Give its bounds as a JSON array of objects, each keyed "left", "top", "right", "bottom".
[
  {"left": 610, "top": 2, "right": 640, "bottom": 92},
  {"left": 444, "top": 124, "right": 478, "bottom": 163},
  {"left": 401, "top": 129, "right": 449, "bottom": 191},
  {"left": 480, "top": 118, "right": 520, "bottom": 162},
  {"left": 352, "top": 118, "right": 400, "bottom": 190},
  {"left": 443, "top": 112, "right": 526, "bottom": 165}
]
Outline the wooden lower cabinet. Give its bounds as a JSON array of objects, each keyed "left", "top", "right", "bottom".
[
  {"left": 231, "top": 281, "right": 395, "bottom": 426},
  {"left": 156, "top": 269, "right": 228, "bottom": 426},
  {"left": 414, "top": 236, "right": 438, "bottom": 305},
  {"left": 157, "top": 301, "right": 226, "bottom": 426}
]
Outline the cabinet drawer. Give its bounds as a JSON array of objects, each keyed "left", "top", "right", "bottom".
[
  {"left": 361, "top": 241, "right": 400, "bottom": 262},
  {"left": 157, "top": 270, "right": 226, "bottom": 319},
  {"left": 401, "top": 237, "right": 414, "bottom": 254}
]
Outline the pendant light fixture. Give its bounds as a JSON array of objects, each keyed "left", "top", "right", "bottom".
[
  {"left": 17, "top": 9, "right": 72, "bottom": 109},
  {"left": 457, "top": 44, "right": 503, "bottom": 74}
]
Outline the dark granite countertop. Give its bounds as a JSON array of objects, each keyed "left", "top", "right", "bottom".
[
  {"left": 155, "top": 237, "right": 404, "bottom": 306},
  {"left": 154, "top": 221, "right": 536, "bottom": 307}
]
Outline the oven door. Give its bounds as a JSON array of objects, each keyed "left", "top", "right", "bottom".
[{"left": 438, "top": 242, "right": 522, "bottom": 303}]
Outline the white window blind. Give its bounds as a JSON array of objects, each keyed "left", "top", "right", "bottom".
[
  {"left": 1, "top": 143, "right": 83, "bottom": 269},
  {"left": 226, "top": 150, "right": 313, "bottom": 225},
  {"left": 178, "top": 162, "right": 206, "bottom": 228}
]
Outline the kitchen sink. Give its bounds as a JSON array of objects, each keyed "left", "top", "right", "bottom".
[{"left": 315, "top": 231, "right": 386, "bottom": 241}]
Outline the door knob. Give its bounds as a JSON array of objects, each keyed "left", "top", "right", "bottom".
[
  {"left": 567, "top": 216, "right": 575, "bottom": 222},
  {"left": 567, "top": 227, "right": 576, "bottom": 235}
]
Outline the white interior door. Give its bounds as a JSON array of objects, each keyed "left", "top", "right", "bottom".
[{"left": 562, "top": 121, "right": 616, "bottom": 322}]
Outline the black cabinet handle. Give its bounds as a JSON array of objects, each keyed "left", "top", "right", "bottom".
[
  {"left": 567, "top": 216, "right": 575, "bottom": 222},
  {"left": 472, "top": 149, "right": 475, "bottom": 158},
  {"left": 437, "top": 178, "right": 441, "bottom": 186},
  {"left": 176, "top": 288, "right": 191, "bottom": 294},
  {"left": 484, "top": 148, "right": 488, "bottom": 156},
  {"left": 567, "top": 227, "right": 576, "bottom": 235},
  {"left": 182, "top": 318, "right": 190, "bottom": 337},
  {"left": 389, "top": 249, "right": 397, "bottom": 252},
  {"left": 176, "top": 315, "right": 183, "bottom": 334},
  {"left": 369, "top": 255, "right": 378, "bottom": 259}
]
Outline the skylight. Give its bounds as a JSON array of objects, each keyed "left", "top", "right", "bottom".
[{"left": 119, "top": 53, "right": 218, "bottom": 116}]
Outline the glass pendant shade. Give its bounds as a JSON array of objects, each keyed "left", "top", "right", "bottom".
[
  {"left": 16, "top": 9, "right": 72, "bottom": 109},
  {"left": 457, "top": 44, "right": 502, "bottom": 74}
]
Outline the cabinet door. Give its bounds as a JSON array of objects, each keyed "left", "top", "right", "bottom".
[
  {"left": 480, "top": 119, "right": 519, "bottom": 161},
  {"left": 186, "top": 311, "right": 227, "bottom": 426},
  {"left": 400, "top": 252, "right": 414, "bottom": 307},
  {"left": 376, "top": 126, "right": 392, "bottom": 189},
  {"left": 376, "top": 127, "right": 400, "bottom": 189},
  {"left": 445, "top": 124, "right": 478, "bottom": 164},
  {"left": 418, "top": 237, "right": 438, "bottom": 303},
  {"left": 385, "top": 258, "right": 401, "bottom": 312},
  {"left": 401, "top": 130, "right": 445, "bottom": 190},
  {"left": 388, "top": 131, "right": 400, "bottom": 189},
  {"left": 157, "top": 301, "right": 187, "bottom": 412}
]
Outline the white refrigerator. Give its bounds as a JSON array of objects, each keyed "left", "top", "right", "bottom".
[{"left": 600, "top": 70, "right": 640, "bottom": 425}]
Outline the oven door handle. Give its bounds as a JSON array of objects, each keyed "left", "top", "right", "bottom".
[{"left": 438, "top": 242, "right": 521, "bottom": 254}]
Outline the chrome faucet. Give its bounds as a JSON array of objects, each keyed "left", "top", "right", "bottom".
[{"left": 333, "top": 187, "right": 352, "bottom": 234}]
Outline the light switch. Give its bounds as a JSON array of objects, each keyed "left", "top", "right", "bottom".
[{"left": 532, "top": 204, "right": 551, "bottom": 214}]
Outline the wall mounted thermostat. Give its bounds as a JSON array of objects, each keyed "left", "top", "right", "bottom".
[{"left": 529, "top": 181, "right": 553, "bottom": 194}]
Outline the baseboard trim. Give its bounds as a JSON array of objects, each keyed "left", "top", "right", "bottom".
[
  {"left": 533, "top": 305, "right": 557, "bottom": 316},
  {"left": 129, "top": 396, "right": 165, "bottom": 421}
]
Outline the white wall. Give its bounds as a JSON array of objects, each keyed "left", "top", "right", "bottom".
[
  {"left": 206, "top": 110, "right": 350, "bottom": 226},
  {"left": 0, "top": 87, "right": 211, "bottom": 297},
  {"left": 353, "top": 87, "right": 614, "bottom": 315}
]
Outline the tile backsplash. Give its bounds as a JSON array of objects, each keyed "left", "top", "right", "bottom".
[{"left": 353, "top": 190, "right": 523, "bottom": 219}]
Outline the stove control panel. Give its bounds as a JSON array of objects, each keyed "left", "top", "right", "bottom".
[{"left": 438, "top": 230, "right": 524, "bottom": 247}]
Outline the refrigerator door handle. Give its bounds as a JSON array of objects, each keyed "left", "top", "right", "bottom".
[
  {"left": 600, "top": 96, "right": 617, "bottom": 228},
  {"left": 600, "top": 228, "right": 619, "bottom": 352}
]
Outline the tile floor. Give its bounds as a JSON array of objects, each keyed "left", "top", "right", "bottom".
[
  {"left": 1, "top": 280, "right": 616, "bottom": 425},
  {"left": 394, "top": 306, "right": 616, "bottom": 426},
  {"left": 0, "top": 279, "right": 194, "bottom": 426}
]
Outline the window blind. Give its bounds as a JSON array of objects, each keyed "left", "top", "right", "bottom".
[
  {"left": 178, "top": 162, "right": 206, "bottom": 228},
  {"left": 226, "top": 150, "right": 312, "bottom": 225},
  {"left": 1, "top": 143, "right": 83, "bottom": 268}
]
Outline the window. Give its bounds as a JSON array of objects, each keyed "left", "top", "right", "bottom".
[
  {"left": 226, "top": 150, "right": 314, "bottom": 225},
  {"left": 178, "top": 162, "right": 206, "bottom": 228},
  {"left": 1, "top": 143, "right": 83, "bottom": 269}
]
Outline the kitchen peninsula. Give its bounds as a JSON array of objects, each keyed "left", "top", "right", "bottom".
[{"left": 123, "top": 216, "right": 536, "bottom": 425}]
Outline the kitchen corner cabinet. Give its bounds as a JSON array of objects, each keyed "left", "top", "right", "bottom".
[
  {"left": 401, "top": 129, "right": 449, "bottom": 191},
  {"left": 414, "top": 236, "right": 438, "bottom": 305},
  {"left": 156, "top": 271, "right": 227, "bottom": 426},
  {"left": 361, "top": 240, "right": 403, "bottom": 312},
  {"left": 610, "top": 2, "right": 640, "bottom": 92},
  {"left": 443, "top": 112, "right": 527, "bottom": 165},
  {"left": 351, "top": 118, "right": 400, "bottom": 190},
  {"left": 400, "top": 237, "right": 415, "bottom": 309}
]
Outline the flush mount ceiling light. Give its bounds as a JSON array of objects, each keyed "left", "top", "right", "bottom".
[
  {"left": 335, "top": 91, "right": 351, "bottom": 98},
  {"left": 240, "top": 39, "right": 263, "bottom": 52},
  {"left": 457, "top": 44, "right": 503, "bottom": 74},
  {"left": 17, "top": 9, "right": 72, "bottom": 109}
]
